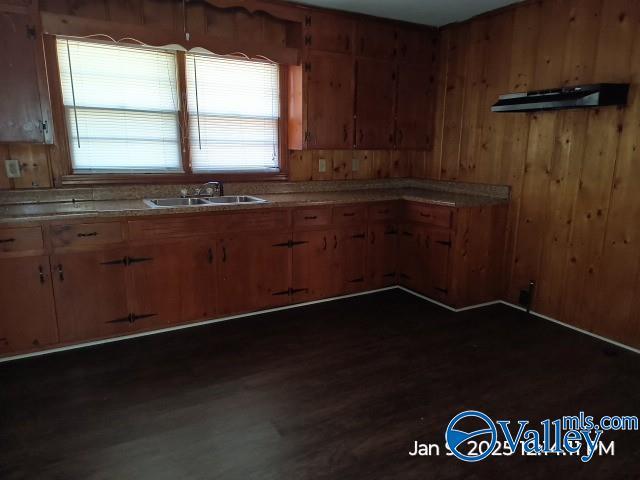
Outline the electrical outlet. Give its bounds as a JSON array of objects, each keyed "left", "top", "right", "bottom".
[
  {"left": 4, "top": 159, "right": 21, "bottom": 178},
  {"left": 352, "top": 157, "right": 359, "bottom": 172},
  {"left": 318, "top": 157, "right": 327, "bottom": 173}
]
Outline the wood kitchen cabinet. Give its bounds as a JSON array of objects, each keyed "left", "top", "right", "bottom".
[
  {"left": 397, "top": 224, "right": 423, "bottom": 292},
  {"left": 52, "top": 248, "right": 130, "bottom": 343},
  {"left": 367, "top": 223, "right": 398, "bottom": 289},
  {"left": 127, "top": 240, "right": 215, "bottom": 328},
  {"left": 395, "top": 62, "right": 434, "bottom": 149},
  {"left": 355, "top": 18, "right": 397, "bottom": 59},
  {"left": 305, "top": 51, "right": 355, "bottom": 149},
  {"left": 291, "top": 229, "right": 337, "bottom": 302},
  {"left": 335, "top": 227, "right": 368, "bottom": 294},
  {"left": 354, "top": 58, "right": 396, "bottom": 149},
  {"left": 0, "top": 255, "right": 58, "bottom": 354},
  {"left": 304, "top": 10, "right": 354, "bottom": 54},
  {"left": 420, "top": 228, "right": 451, "bottom": 301},
  {"left": 217, "top": 232, "right": 292, "bottom": 315},
  {"left": 0, "top": 11, "right": 51, "bottom": 143}
]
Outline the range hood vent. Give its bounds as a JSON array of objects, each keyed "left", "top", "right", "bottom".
[{"left": 492, "top": 83, "right": 629, "bottom": 113}]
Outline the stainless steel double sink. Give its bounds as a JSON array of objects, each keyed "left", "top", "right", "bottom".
[{"left": 144, "top": 196, "right": 268, "bottom": 208}]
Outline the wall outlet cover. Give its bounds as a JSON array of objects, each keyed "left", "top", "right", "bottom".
[
  {"left": 352, "top": 157, "right": 359, "bottom": 172},
  {"left": 4, "top": 159, "right": 21, "bottom": 178},
  {"left": 318, "top": 158, "right": 327, "bottom": 173}
]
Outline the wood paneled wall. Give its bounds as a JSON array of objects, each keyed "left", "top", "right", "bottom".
[{"left": 426, "top": 0, "right": 640, "bottom": 346}]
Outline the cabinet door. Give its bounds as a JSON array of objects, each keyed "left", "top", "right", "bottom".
[
  {"left": 127, "top": 240, "right": 216, "bottom": 329},
  {"left": 355, "top": 58, "right": 396, "bottom": 148},
  {"left": 0, "top": 256, "right": 57, "bottom": 354},
  {"left": 335, "top": 227, "right": 367, "bottom": 294},
  {"left": 0, "top": 12, "right": 47, "bottom": 143},
  {"left": 306, "top": 52, "right": 355, "bottom": 149},
  {"left": 52, "top": 249, "right": 130, "bottom": 343},
  {"left": 217, "top": 232, "right": 291, "bottom": 315},
  {"left": 424, "top": 229, "right": 451, "bottom": 301},
  {"left": 355, "top": 18, "right": 397, "bottom": 58},
  {"left": 306, "top": 11, "right": 353, "bottom": 54},
  {"left": 291, "top": 229, "right": 336, "bottom": 303},
  {"left": 396, "top": 63, "right": 434, "bottom": 149},
  {"left": 397, "top": 224, "right": 423, "bottom": 291},
  {"left": 367, "top": 224, "right": 398, "bottom": 289}
]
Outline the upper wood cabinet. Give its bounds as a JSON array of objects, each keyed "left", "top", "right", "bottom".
[
  {"left": 0, "top": 11, "right": 52, "bottom": 143},
  {"left": 354, "top": 58, "right": 396, "bottom": 149},
  {"left": 304, "top": 10, "right": 354, "bottom": 54},
  {"left": 305, "top": 51, "right": 355, "bottom": 149},
  {"left": 397, "top": 26, "right": 436, "bottom": 63},
  {"left": 395, "top": 62, "right": 434, "bottom": 150},
  {"left": 0, "top": 255, "right": 58, "bottom": 354},
  {"left": 355, "top": 18, "right": 397, "bottom": 59}
]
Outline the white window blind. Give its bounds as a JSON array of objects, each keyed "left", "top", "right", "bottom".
[
  {"left": 56, "top": 39, "right": 182, "bottom": 173},
  {"left": 186, "top": 53, "right": 280, "bottom": 172}
]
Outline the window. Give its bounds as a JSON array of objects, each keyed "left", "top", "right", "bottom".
[
  {"left": 57, "top": 39, "right": 182, "bottom": 173},
  {"left": 186, "top": 53, "right": 280, "bottom": 173}
]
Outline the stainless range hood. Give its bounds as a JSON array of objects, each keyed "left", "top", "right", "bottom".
[{"left": 491, "top": 83, "right": 629, "bottom": 113}]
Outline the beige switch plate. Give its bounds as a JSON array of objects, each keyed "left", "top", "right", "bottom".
[
  {"left": 318, "top": 157, "right": 327, "bottom": 173},
  {"left": 351, "top": 157, "right": 359, "bottom": 172},
  {"left": 4, "top": 159, "right": 21, "bottom": 178}
]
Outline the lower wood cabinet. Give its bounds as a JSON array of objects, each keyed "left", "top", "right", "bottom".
[
  {"left": 127, "top": 240, "right": 215, "bottom": 327},
  {"left": 0, "top": 201, "right": 507, "bottom": 356},
  {"left": 291, "top": 229, "right": 337, "bottom": 302},
  {"left": 52, "top": 248, "right": 130, "bottom": 343},
  {"left": 217, "top": 232, "right": 292, "bottom": 315},
  {"left": 367, "top": 223, "right": 398, "bottom": 289},
  {"left": 0, "top": 256, "right": 58, "bottom": 353}
]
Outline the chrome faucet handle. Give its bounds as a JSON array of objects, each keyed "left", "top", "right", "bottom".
[{"left": 180, "top": 189, "right": 188, "bottom": 198}]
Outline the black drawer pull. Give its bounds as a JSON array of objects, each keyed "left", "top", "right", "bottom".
[
  {"left": 208, "top": 248, "right": 213, "bottom": 264},
  {"left": 77, "top": 232, "right": 98, "bottom": 238},
  {"left": 351, "top": 233, "right": 366, "bottom": 239},
  {"left": 38, "top": 265, "right": 46, "bottom": 284},
  {"left": 304, "top": 215, "right": 318, "bottom": 220},
  {"left": 0, "top": 238, "right": 16, "bottom": 244},
  {"left": 420, "top": 213, "right": 432, "bottom": 218},
  {"left": 57, "top": 264, "right": 64, "bottom": 282}
]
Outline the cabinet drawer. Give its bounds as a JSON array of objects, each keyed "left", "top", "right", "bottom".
[
  {"left": 0, "top": 226, "right": 43, "bottom": 254},
  {"left": 333, "top": 205, "right": 367, "bottom": 225},
  {"left": 405, "top": 203, "right": 453, "bottom": 229},
  {"left": 129, "top": 217, "right": 216, "bottom": 240},
  {"left": 51, "top": 222, "right": 124, "bottom": 249},
  {"left": 221, "top": 209, "right": 291, "bottom": 232},
  {"left": 293, "top": 207, "right": 332, "bottom": 229},
  {"left": 368, "top": 202, "right": 399, "bottom": 222}
]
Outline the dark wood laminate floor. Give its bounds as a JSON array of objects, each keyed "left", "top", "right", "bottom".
[{"left": 1, "top": 290, "right": 639, "bottom": 480}]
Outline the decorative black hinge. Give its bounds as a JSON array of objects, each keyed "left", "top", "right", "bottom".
[
  {"left": 101, "top": 257, "right": 129, "bottom": 266},
  {"left": 26, "top": 25, "right": 36, "bottom": 39},
  {"left": 273, "top": 240, "right": 310, "bottom": 249},
  {"left": 305, "top": 15, "right": 311, "bottom": 26},
  {"left": 304, "top": 34, "right": 312, "bottom": 46},
  {"left": 126, "top": 256, "right": 154, "bottom": 266},
  {"left": 436, "top": 240, "right": 452, "bottom": 247}
]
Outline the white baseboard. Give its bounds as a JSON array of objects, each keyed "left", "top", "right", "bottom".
[{"left": 2, "top": 285, "right": 637, "bottom": 363}]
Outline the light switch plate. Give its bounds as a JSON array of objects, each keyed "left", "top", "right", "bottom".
[
  {"left": 351, "top": 157, "right": 359, "bottom": 172},
  {"left": 318, "top": 158, "right": 327, "bottom": 173},
  {"left": 4, "top": 159, "right": 21, "bottom": 178}
]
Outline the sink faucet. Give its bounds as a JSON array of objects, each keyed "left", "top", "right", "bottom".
[{"left": 193, "top": 181, "right": 224, "bottom": 197}]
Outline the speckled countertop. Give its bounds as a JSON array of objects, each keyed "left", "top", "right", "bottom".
[{"left": 0, "top": 180, "right": 510, "bottom": 225}]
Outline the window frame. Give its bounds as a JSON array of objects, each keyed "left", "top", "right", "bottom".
[{"left": 44, "top": 35, "right": 289, "bottom": 186}]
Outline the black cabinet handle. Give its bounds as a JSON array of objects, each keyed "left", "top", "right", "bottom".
[
  {"left": 38, "top": 265, "right": 45, "bottom": 284},
  {"left": 351, "top": 233, "right": 366, "bottom": 239},
  {"left": 333, "top": 235, "right": 338, "bottom": 249},
  {"left": 343, "top": 124, "right": 348, "bottom": 143},
  {"left": 101, "top": 257, "right": 128, "bottom": 266},
  {"left": 57, "top": 264, "right": 64, "bottom": 282},
  {"left": 77, "top": 232, "right": 98, "bottom": 238},
  {"left": 343, "top": 212, "right": 356, "bottom": 217},
  {"left": 127, "top": 256, "right": 153, "bottom": 265},
  {"left": 208, "top": 247, "right": 213, "bottom": 264},
  {"left": 0, "top": 238, "right": 16, "bottom": 244},
  {"left": 323, "top": 236, "right": 327, "bottom": 250},
  {"left": 222, "top": 246, "right": 227, "bottom": 262},
  {"left": 370, "top": 231, "right": 375, "bottom": 244}
]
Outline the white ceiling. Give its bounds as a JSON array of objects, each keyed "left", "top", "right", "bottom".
[{"left": 293, "top": 0, "right": 520, "bottom": 26}]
